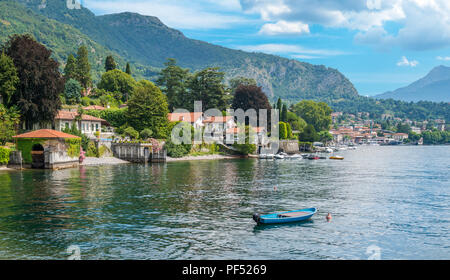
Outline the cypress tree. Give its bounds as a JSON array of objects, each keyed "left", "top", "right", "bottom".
[
  {"left": 105, "top": 55, "right": 116, "bottom": 72},
  {"left": 281, "top": 104, "right": 288, "bottom": 122},
  {"left": 64, "top": 54, "right": 77, "bottom": 80},
  {"left": 76, "top": 45, "right": 91, "bottom": 89},
  {"left": 125, "top": 62, "right": 131, "bottom": 75}
]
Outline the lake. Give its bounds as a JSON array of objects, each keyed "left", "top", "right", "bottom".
[{"left": 0, "top": 146, "right": 448, "bottom": 259}]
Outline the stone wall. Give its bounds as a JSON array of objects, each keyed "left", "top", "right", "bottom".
[
  {"left": 111, "top": 142, "right": 167, "bottom": 163},
  {"left": 279, "top": 140, "right": 299, "bottom": 154}
]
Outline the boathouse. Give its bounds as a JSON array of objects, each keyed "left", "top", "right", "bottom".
[{"left": 11, "top": 129, "right": 81, "bottom": 169}]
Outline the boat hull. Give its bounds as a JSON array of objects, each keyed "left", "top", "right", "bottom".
[{"left": 253, "top": 208, "right": 317, "bottom": 224}]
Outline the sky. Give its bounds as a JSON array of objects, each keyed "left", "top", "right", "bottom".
[{"left": 82, "top": 0, "right": 450, "bottom": 96}]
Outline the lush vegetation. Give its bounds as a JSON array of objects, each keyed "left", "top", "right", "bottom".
[
  {"left": 0, "top": 0, "right": 158, "bottom": 83},
  {"left": 0, "top": 146, "right": 10, "bottom": 165},
  {"left": 3, "top": 34, "right": 64, "bottom": 129},
  {"left": 16, "top": 138, "right": 44, "bottom": 163},
  {"left": 0, "top": 104, "right": 20, "bottom": 145},
  {"left": 421, "top": 130, "right": 450, "bottom": 145},
  {"left": 165, "top": 140, "right": 192, "bottom": 158},
  {"left": 65, "top": 138, "right": 81, "bottom": 158}
]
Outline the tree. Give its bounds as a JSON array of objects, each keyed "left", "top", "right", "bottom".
[
  {"left": 140, "top": 128, "right": 153, "bottom": 140},
  {"left": 286, "top": 111, "right": 306, "bottom": 132},
  {"left": 125, "top": 62, "right": 131, "bottom": 75},
  {"left": 229, "top": 76, "right": 256, "bottom": 94},
  {"left": 97, "top": 69, "right": 137, "bottom": 102},
  {"left": 279, "top": 122, "right": 288, "bottom": 139},
  {"left": 396, "top": 123, "right": 411, "bottom": 134},
  {"left": 187, "top": 67, "right": 227, "bottom": 111},
  {"left": 276, "top": 98, "right": 282, "bottom": 116},
  {"left": 123, "top": 127, "right": 139, "bottom": 140},
  {"left": 156, "top": 58, "right": 190, "bottom": 111},
  {"left": 105, "top": 55, "right": 116, "bottom": 72},
  {"left": 64, "top": 54, "right": 77, "bottom": 80},
  {"left": 291, "top": 100, "right": 332, "bottom": 132},
  {"left": 126, "top": 80, "right": 169, "bottom": 137},
  {"left": 298, "top": 124, "right": 319, "bottom": 142},
  {"left": 64, "top": 79, "right": 82, "bottom": 105},
  {"left": 5, "top": 35, "right": 64, "bottom": 129},
  {"left": 232, "top": 126, "right": 257, "bottom": 155},
  {"left": 0, "top": 104, "right": 19, "bottom": 145},
  {"left": 318, "top": 131, "right": 333, "bottom": 145},
  {"left": 281, "top": 104, "right": 288, "bottom": 122},
  {"left": 75, "top": 45, "right": 91, "bottom": 89},
  {"left": 231, "top": 85, "right": 272, "bottom": 125},
  {"left": 0, "top": 52, "right": 19, "bottom": 106}
]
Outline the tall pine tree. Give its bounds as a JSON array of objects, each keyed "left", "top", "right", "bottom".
[
  {"left": 76, "top": 45, "right": 91, "bottom": 89},
  {"left": 125, "top": 62, "right": 131, "bottom": 75},
  {"left": 156, "top": 58, "right": 190, "bottom": 111},
  {"left": 64, "top": 54, "right": 77, "bottom": 80},
  {"left": 105, "top": 55, "right": 116, "bottom": 72}
]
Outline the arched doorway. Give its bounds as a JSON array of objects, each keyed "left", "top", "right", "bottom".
[{"left": 31, "top": 144, "right": 45, "bottom": 169}]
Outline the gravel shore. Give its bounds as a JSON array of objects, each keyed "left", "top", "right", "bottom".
[
  {"left": 166, "top": 154, "right": 244, "bottom": 162},
  {"left": 81, "top": 157, "right": 130, "bottom": 166}
]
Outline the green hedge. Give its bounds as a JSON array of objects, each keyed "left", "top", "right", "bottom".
[
  {"left": 16, "top": 139, "right": 45, "bottom": 164},
  {"left": 65, "top": 138, "right": 81, "bottom": 158},
  {"left": 0, "top": 147, "right": 11, "bottom": 165},
  {"left": 85, "top": 108, "right": 127, "bottom": 128}
]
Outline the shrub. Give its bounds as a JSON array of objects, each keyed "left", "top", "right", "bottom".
[
  {"left": 86, "top": 141, "right": 99, "bottom": 157},
  {"left": 140, "top": 128, "right": 153, "bottom": 140},
  {"left": 165, "top": 140, "right": 191, "bottom": 158},
  {"left": 0, "top": 147, "right": 11, "bottom": 165},
  {"left": 232, "top": 143, "right": 256, "bottom": 155},
  {"left": 123, "top": 127, "right": 139, "bottom": 139}
]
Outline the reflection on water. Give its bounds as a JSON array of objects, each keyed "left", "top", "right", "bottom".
[{"left": 0, "top": 146, "right": 449, "bottom": 259}]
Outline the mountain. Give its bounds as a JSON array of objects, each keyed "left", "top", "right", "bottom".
[
  {"left": 0, "top": 0, "right": 159, "bottom": 82},
  {"left": 376, "top": 66, "right": 450, "bottom": 102},
  {"left": 2, "top": 0, "right": 358, "bottom": 102}
]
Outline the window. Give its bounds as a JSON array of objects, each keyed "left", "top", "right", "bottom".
[
  {"left": 91, "top": 124, "right": 94, "bottom": 131},
  {"left": 96, "top": 124, "right": 99, "bottom": 131}
]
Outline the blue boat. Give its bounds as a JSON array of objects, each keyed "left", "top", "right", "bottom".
[{"left": 253, "top": 208, "right": 317, "bottom": 224}]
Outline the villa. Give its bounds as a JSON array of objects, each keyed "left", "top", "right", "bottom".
[
  {"left": 55, "top": 110, "right": 109, "bottom": 139},
  {"left": 168, "top": 112, "right": 204, "bottom": 129}
]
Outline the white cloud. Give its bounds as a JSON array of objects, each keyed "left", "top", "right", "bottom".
[
  {"left": 240, "top": 0, "right": 450, "bottom": 50},
  {"left": 236, "top": 43, "right": 348, "bottom": 58},
  {"left": 437, "top": 56, "right": 450, "bottom": 61},
  {"left": 397, "top": 56, "right": 419, "bottom": 67},
  {"left": 259, "top": 20, "right": 309, "bottom": 35}
]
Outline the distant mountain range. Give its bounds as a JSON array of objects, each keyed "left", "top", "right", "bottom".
[
  {"left": 375, "top": 65, "right": 450, "bottom": 102},
  {"left": 0, "top": 0, "right": 358, "bottom": 102}
]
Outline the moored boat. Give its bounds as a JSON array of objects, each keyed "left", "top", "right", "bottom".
[
  {"left": 274, "top": 154, "right": 285, "bottom": 159},
  {"left": 330, "top": 156, "right": 344, "bottom": 160},
  {"left": 253, "top": 208, "right": 317, "bottom": 224}
]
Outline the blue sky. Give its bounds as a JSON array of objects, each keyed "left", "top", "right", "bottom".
[{"left": 83, "top": 0, "right": 450, "bottom": 96}]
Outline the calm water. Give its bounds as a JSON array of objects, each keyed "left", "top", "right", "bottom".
[{"left": 0, "top": 146, "right": 449, "bottom": 260}]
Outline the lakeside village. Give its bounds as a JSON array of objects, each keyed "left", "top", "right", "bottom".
[{"left": 1, "top": 35, "right": 449, "bottom": 170}]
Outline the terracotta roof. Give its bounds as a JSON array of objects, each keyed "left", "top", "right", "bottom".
[
  {"left": 226, "top": 127, "right": 265, "bottom": 134},
  {"left": 13, "top": 129, "right": 80, "bottom": 139},
  {"left": 226, "top": 127, "right": 241, "bottom": 134},
  {"left": 168, "top": 112, "right": 203, "bottom": 123},
  {"left": 55, "top": 110, "right": 108, "bottom": 124},
  {"left": 253, "top": 127, "right": 266, "bottom": 133},
  {"left": 203, "top": 116, "right": 233, "bottom": 123},
  {"left": 83, "top": 105, "right": 106, "bottom": 110}
]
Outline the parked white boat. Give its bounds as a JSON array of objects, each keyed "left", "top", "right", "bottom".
[
  {"left": 274, "top": 154, "right": 285, "bottom": 159},
  {"left": 289, "top": 154, "right": 302, "bottom": 159}
]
